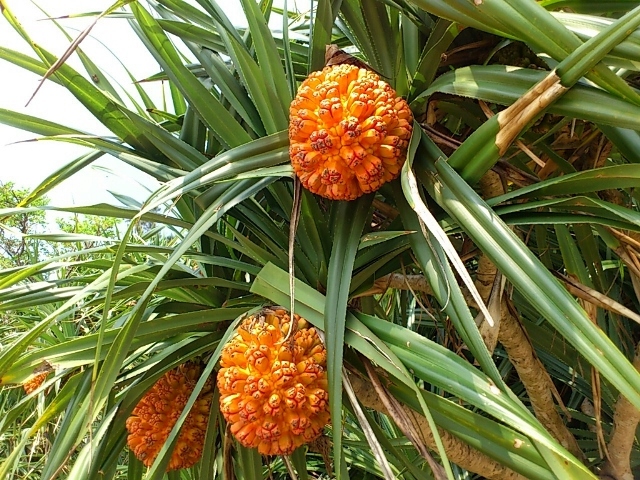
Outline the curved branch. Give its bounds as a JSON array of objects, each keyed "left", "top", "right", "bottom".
[
  {"left": 499, "top": 298, "right": 583, "bottom": 458},
  {"left": 599, "top": 345, "right": 640, "bottom": 480}
]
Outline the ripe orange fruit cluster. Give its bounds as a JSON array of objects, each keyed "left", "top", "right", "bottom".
[
  {"left": 126, "top": 362, "right": 213, "bottom": 471},
  {"left": 23, "top": 371, "right": 49, "bottom": 394},
  {"left": 289, "top": 64, "right": 413, "bottom": 200},
  {"left": 217, "top": 308, "right": 330, "bottom": 455},
  {"left": 126, "top": 309, "right": 329, "bottom": 466}
]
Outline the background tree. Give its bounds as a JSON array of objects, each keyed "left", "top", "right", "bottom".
[
  {"left": 0, "top": 181, "right": 48, "bottom": 267},
  {"left": 1, "top": 1, "right": 640, "bottom": 480}
]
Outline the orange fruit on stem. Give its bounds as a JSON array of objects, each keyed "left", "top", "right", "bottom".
[
  {"left": 217, "top": 308, "right": 330, "bottom": 456},
  {"left": 23, "top": 372, "right": 49, "bottom": 394},
  {"left": 126, "top": 361, "right": 212, "bottom": 471},
  {"left": 289, "top": 64, "right": 413, "bottom": 200}
]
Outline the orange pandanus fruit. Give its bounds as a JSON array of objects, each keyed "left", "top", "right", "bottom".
[
  {"left": 217, "top": 308, "right": 330, "bottom": 455},
  {"left": 23, "top": 372, "right": 49, "bottom": 394},
  {"left": 126, "top": 361, "right": 213, "bottom": 471},
  {"left": 289, "top": 64, "right": 413, "bottom": 200}
]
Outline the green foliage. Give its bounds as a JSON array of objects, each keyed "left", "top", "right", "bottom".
[
  {"left": 56, "top": 214, "right": 118, "bottom": 238},
  {"left": 1, "top": 1, "right": 640, "bottom": 479},
  {"left": 0, "top": 182, "right": 48, "bottom": 267}
]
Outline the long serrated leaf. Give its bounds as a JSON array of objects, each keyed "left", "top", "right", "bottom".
[
  {"left": 250, "top": 263, "right": 560, "bottom": 479},
  {"left": 418, "top": 65, "right": 640, "bottom": 132},
  {"left": 18, "top": 150, "right": 105, "bottom": 207},
  {"left": 0, "top": 263, "right": 147, "bottom": 381},
  {"left": 342, "top": 368, "right": 396, "bottom": 480},
  {"left": 418, "top": 4, "right": 640, "bottom": 184},
  {"left": 494, "top": 197, "right": 640, "bottom": 232},
  {"left": 240, "top": 0, "right": 292, "bottom": 111},
  {"left": 556, "top": 5, "right": 640, "bottom": 86},
  {"left": 178, "top": 39, "right": 265, "bottom": 135},
  {"left": 310, "top": 0, "right": 341, "bottom": 72},
  {"left": 0, "top": 4, "right": 155, "bottom": 153},
  {"left": 0, "top": 46, "right": 54, "bottom": 80},
  {"left": 324, "top": 195, "right": 372, "bottom": 480},
  {"left": 339, "top": 0, "right": 377, "bottom": 66},
  {"left": 408, "top": 18, "right": 459, "bottom": 101},
  {"left": 282, "top": 0, "right": 298, "bottom": 99},
  {"left": 217, "top": 29, "right": 287, "bottom": 134},
  {"left": 489, "top": 164, "right": 640, "bottom": 204},
  {"left": 130, "top": 2, "right": 251, "bottom": 149},
  {"left": 362, "top": 321, "right": 592, "bottom": 478},
  {"left": 402, "top": 164, "right": 495, "bottom": 328},
  {"left": 359, "top": 0, "right": 393, "bottom": 78},
  {"left": 428, "top": 157, "right": 640, "bottom": 412},
  {"left": 393, "top": 187, "right": 505, "bottom": 386},
  {"left": 82, "top": 179, "right": 273, "bottom": 458},
  {"left": 401, "top": 125, "right": 496, "bottom": 330},
  {"left": 552, "top": 12, "right": 640, "bottom": 69},
  {"left": 540, "top": 0, "right": 639, "bottom": 14},
  {"left": 406, "top": 0, "right": 640, "bottom": 104},
  {"left": 141, "top": 130, "right": 288, "bottom": 215},
  {"left": 4, "top": 308, "right": 244, "bottom": 383}
]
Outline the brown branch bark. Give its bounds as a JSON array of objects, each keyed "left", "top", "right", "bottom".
[
  {"left": 499, "top": 299, "right": 583, "bottom": 458},
  {"left": 348, "top": 372, "right": 528, "bottom": 480},
  {"left": 599, "top": 345, "right": 640, "bottom": 480},
  {"left": 363, "top": 273, "right": 434, "bottom": 296},
  {"left": 597, "top": 231, "right": 640, "bottom": 479},
  {"left": 475, "top": 170, "right": 583, "bottom": 459},
  {"left": 353, "top": 273, "right": 477, "bottom": 308}
]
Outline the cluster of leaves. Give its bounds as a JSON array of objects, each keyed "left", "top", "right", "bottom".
[{"left": 1, "top": 0, "right": 640, "bottom": 479}]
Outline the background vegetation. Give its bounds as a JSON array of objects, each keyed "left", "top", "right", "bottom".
[{"left": 2, "top": 0, "right": 640, "bottom": 479}]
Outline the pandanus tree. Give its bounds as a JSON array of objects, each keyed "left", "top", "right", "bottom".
[{"left": 2, "top": 0, "right": 640, "bottom": 479}]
